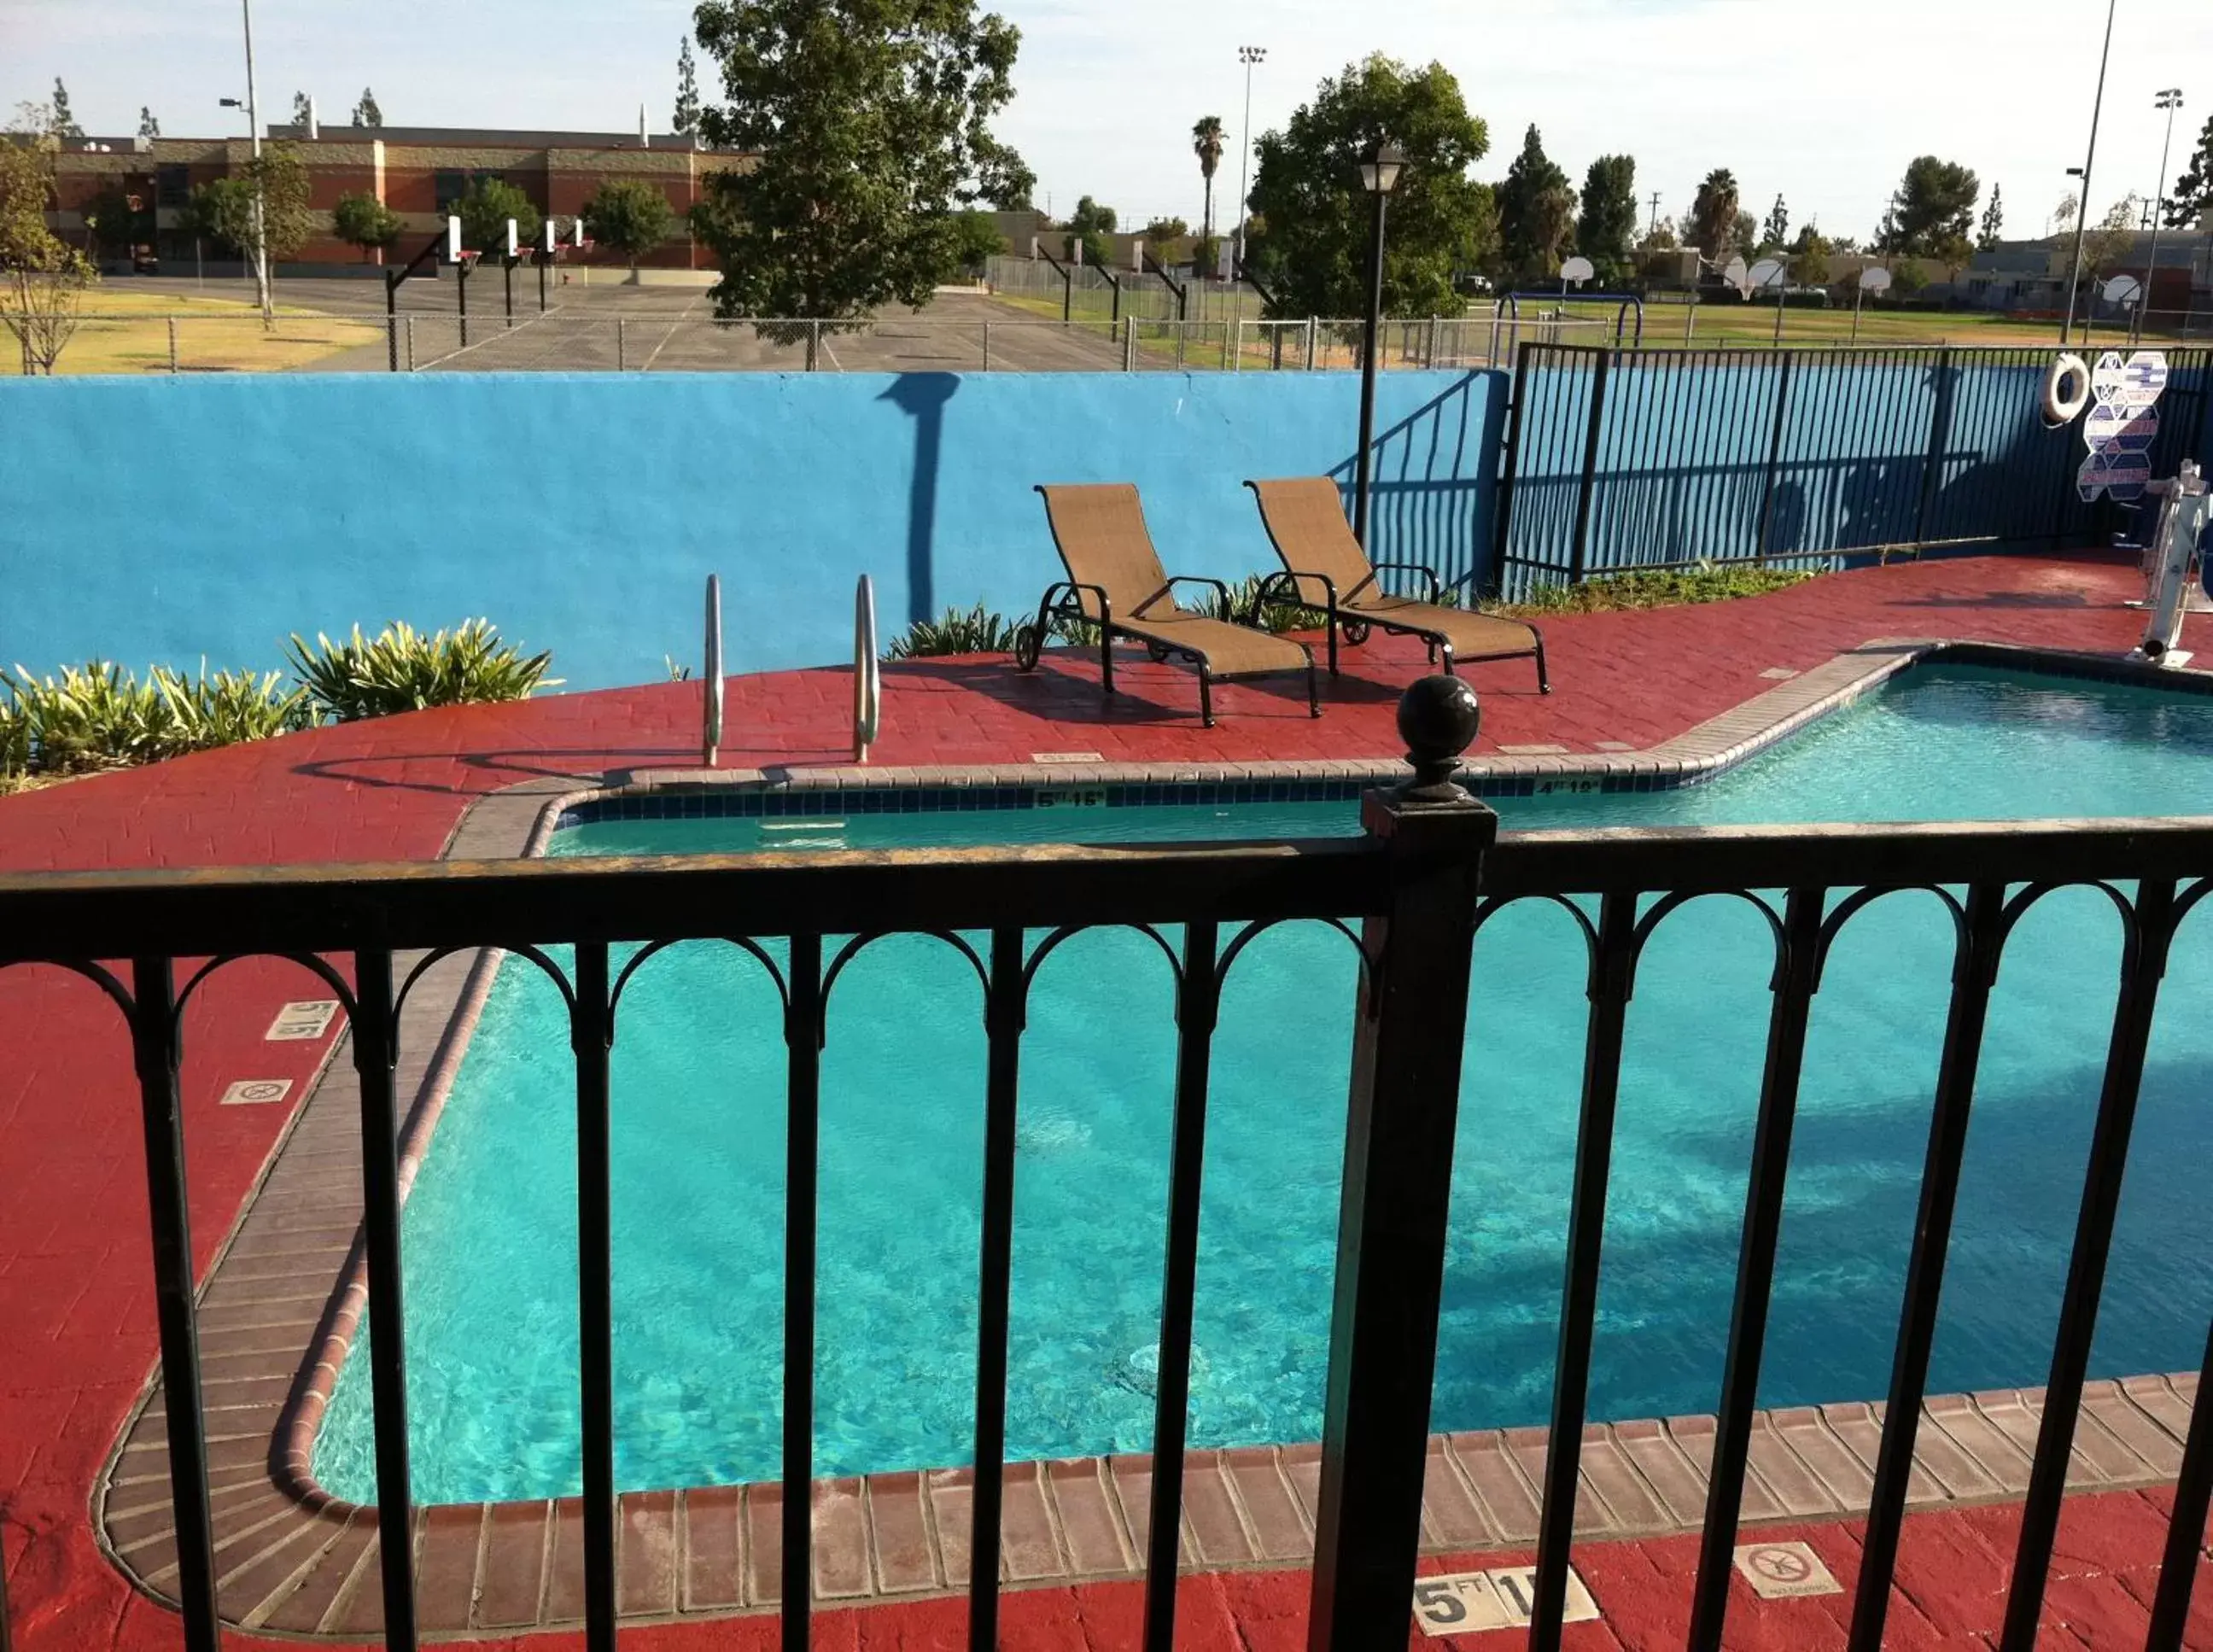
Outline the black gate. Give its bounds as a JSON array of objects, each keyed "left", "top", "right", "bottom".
[{"left": 1492, "top": 342, "right": 2213, "bottom": 599}]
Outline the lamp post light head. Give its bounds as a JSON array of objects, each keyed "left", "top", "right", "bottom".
[
  {"left": 219, "top": 97, "right": 243, "bottom": 108},
  {"left": 1360, "top": 138, "right": 1407, "bottom": 196},
  {"left": 2156, "top": 89, "right": 2183, "bottom": 110},
  {"left": 1239, "top": 44, "right": 1267, "bottom": 66}
]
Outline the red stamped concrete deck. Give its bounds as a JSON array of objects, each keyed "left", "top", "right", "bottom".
[{"left": 3, "top": 548, "right": 2210, "bottom": 1649}]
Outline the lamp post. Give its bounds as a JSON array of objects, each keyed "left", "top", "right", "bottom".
[
  {"left": 237, "top": 0, "right": 270, "bottom": 321},
  {"left": 1235, "top": 46, "right": 1265, "bottom": 277},
  {"left": 1353, "top": 137, "right": 1404, "bottom": 551},
  {"left": 2144, "top": 89, "right": 2185, "bottom": 341},
  {"left": 2060, "top": 0, "right": 2117, "bottom": 346}
]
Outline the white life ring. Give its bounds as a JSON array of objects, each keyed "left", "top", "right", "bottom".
[{"left": 2042, "top": 353, "right": 2092, "bottom": 427}]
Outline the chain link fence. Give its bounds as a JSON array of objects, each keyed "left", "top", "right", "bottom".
[{"left": 8, "top": 307, "right": 1623, "bottom": 376}]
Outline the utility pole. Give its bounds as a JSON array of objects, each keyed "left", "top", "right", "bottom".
[
  {"left": 2059, "top": 0, "right": 2117, "bottom": 347},
  {"left": 1235, "top": 45, "right": 1266, "bottom": 277},
  {"left": 2145, "top": 90, "right": 2185, "bottom": 340},
  {"left": 241, "top": 0, "right": 270, "bottom": 322},
  {"left": 1647, "top": 191, "right": 1662, "bottom": 237}
]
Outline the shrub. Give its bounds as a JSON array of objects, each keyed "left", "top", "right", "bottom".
[
  {"left": 1219, "top": 575, "right": 1332, "bottom": 633},
  {"left": 885, "top": 602, "right": 1025, "bottom": 660},
  {"left": 157, "top": 664, "right": 318, "bottom": 748},
  {"left": 1, "top": 661, "right": 317, "bottom": 776},
  {"left": 286, "top": 621, "right": 558, "bottom": 722},
  {"left": 1495, "top": 563, "right": 1818, "bottom": 616}
]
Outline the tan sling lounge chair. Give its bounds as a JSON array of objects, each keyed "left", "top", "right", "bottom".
[
  {"left": 1245, "top": 476, "right": 1550, "bottom": 693},
  {"left": 1017, "top": 483, "right": 1320, "bottom": 727}
]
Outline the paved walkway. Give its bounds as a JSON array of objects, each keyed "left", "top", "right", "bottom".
[{"left": 3, "top": 549, "right": 2207, "bottom": 1649}]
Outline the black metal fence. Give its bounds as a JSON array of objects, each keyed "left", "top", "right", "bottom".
[
  {"left": 3, "top": 689, "right": 2212, "bottom": 1652},
  {"left": 1492, "top": 343, "right": 2213, "bottom": 599}
]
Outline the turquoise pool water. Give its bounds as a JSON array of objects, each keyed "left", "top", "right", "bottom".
[{"left": 315, "top": 665, "right": 2213, "bottom": 1503}]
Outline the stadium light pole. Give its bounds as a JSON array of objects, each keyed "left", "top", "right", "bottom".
[
  {"left": 2059, "top": 0, "right": 2117, "bottom": 347},
  {"left": 2143, "top": 89, "right": 2185, "bottom": 339},
  {"left": 1353, "top": 137, "right": 1404, "bottom": 551},
  {"left": 1235, "top": 45, "right": 1266, "bottom": 277}
]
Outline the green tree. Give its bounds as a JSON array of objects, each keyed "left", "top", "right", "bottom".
[
  {"left": 2167, "top": 114, "right": 2213, "bottom": 229},
  {"left": 1574, "top": 154, "right": 1637, "bottom": 283},
  {"left": 1760, "top": 194, "right": 1789, "bottom": 254},
  {"left": 1193, "top": 114, "right": 1225, "bottom": 241},
  {"left": 350, "top": 88, "right": 383, "bottom": 128},
  {"left": 137, "top": 107, "right": 160, "bottom": 140},
  {"left": 450, "top": 176, "right": 542, "bottom": 258},
  {"left": 1787, "top": 228, "right": 1831, "bottom": 289},
  {"left": 1142, "top": 216, "right": 1188, "bottom": 242},
  {"left": 332, "top": 190, "right": 404, "bottom": 259},
  {"left": 1062, "top": 195, "right": 1117, "bottom": 266},
  {"left": 1638, "top": 217, "right": 1679, "bottom": 252},
  {"left": 2082, "top": 197, "right": 2137, "bottom": 278},
  {"left": 1977, "top": 184, "right": 2004, "bottom": 250},
  {"left": 691, "top": 0, "right": 1027, "bottom": 318},
  {"left": 674, "top": 38, "right": 702, "bottom": 135},
  {"left": 197, "top": 142, "right": 315, "bottom": 322},
  {"left": 50, "top": 79, "right": 82, "bottom": 138},
  {"left": 184, "top": 178, "right": 253, "bottom": 257},
  {"left": 0, "top": 124, "right": 96, "bottom": 374},
  {"left": 584, "top": 178, "right": 675, "bottom": 270},
  {"left": 1878, "top": 155, "right": 1979, "bottom": 255},
  {"left": 1734, "top": 211, "right": 1759, "bottom": 263},
  {"left": 949, "top": 208, "right": 1002, "bottom": 273},
  {"left": 1495, "top": 125, "right": 1574, "bottom": 279},
  {"left": 1688, "top": 168, "right": 1739, "bottom": 260},
  {"left": 1245, "top": 55, "right": 1492, "bottom": 317},
  {"left": 292, "top": 91, "right": 312, "bottom": 127},
  {"left": 81, "top": 184, "right": 153, "bottom": 256}
]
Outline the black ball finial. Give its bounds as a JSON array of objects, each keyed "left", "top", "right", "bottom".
[{"left": 1397, "top": 674, "right": 1480, "bottom": 798}]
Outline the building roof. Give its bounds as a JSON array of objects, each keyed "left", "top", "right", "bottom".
[{"left": 265, "top": 124, "right": 718, "bottom": 151}]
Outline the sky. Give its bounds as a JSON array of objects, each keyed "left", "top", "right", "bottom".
[{"left": 5, "top": 0, "right": 2211, "bottom": 246}]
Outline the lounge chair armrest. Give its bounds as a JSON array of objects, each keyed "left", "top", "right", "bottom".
[
  {"left": 1037, "top": 580, "right": 1112, "bottom": 628},
  {"left": 1139, "top": 575, "right": 1236, "bottom": 619},
  {"left": 1258, "top": 569, "right": 1339, "bottom": 614},
  {"left": 1364, "top": 562, "right": 1445, "bottom": 603}
]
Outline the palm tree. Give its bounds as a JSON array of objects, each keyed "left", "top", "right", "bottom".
[
  {"left": 1193, "top": 115, "right": 1226, "bottom": 241},
  {"left": 1689, "top": 168, "right": 1742, "bottom": 263}
]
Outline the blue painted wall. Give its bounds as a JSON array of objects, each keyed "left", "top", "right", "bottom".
[{"left": 0, "top": 371, "right": 1505, "bottom": 691}]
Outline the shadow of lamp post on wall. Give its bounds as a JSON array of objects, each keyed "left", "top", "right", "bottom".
[{"left": 1354, "top": 137, "right": 1405, "bottom": 550}]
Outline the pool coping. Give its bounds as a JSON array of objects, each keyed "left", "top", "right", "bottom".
[{"left": 91, "top": 636, "right": 2213, "bottom": 1637}]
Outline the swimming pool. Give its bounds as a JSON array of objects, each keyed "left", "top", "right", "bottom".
[{"left": 313, "top": 664, "right": 2213, "bottom": 1503}]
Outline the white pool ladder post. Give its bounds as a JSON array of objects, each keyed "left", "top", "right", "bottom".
[
  {"left": 703, "top": 573, "right": 724, "bottom": 768},
  {"left": 854, "top": 574, "right": 881, "bottom": 764}
]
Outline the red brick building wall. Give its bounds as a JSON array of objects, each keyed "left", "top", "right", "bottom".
[{"left": 46, "top": 128, "right": 742, "bottom": 271}]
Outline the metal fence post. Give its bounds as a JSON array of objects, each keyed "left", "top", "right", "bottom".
[
  {"left": 1912, "top": 346, "right": 1956, "bottom": 547},
  {"left": 1306, "top": 318, "right": 1318, "bottom": 371},
  {"left": 981, "top": 321, "right": 990, "bottom": 372},
  {"left": 1125, "top": 324, "right": 1137, "bottom": 373},
  {"left": 1753, "top": 352, "right": 1797, "bottom": 563},
  {"left": 1308, "top": 679, "right": 1493, "bottom": 1652},
  {"left": 167, "top": 316, "right": 179, "bottom": 374},
  {"left": 809, "top": 319, "right": 820, "bottom": 371},
  {"left": 1229, "top": 316, "right": 1240, "bottom": 371},
  {"left": 616, "top": 317, "right": 627, "bottom": 371},
  {"left": 406, "top": 314, "right": 416, "bottom": 371},
  {"left": 1566, "top": 349, "right": 1613, "bottom": 584}
]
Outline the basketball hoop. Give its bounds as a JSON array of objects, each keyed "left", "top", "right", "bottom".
[{"left": 457, "top": 250, "right": 482, "bottom": 271}]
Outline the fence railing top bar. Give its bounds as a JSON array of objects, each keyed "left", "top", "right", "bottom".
[
  {"left": 0, "top": 837, "right": 1393, "bottom": 960},
  {"left": 7, "top": 814, "right": 2213, "bottom": 959},
  {"left": 1482, "top": 814, "right": 2213, "bottom": 896}
]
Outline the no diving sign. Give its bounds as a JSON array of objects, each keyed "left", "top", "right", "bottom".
[
  {"left": 1733, "top": 1540, "right": 1842, "bottom": 1600},
  {"left": 2079, "top": 351, "right": 2167, "bottom": 503}
]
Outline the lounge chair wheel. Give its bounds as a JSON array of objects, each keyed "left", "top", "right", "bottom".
[
  {"left": 1342, "top": 621, "right": 1371, "bottom": 646},
  {"left": 1013, "top": 626, "right": 1041, "bottom": 671},
  {"left": 1147, "top": 640, "right": 1172, "bottom": 663}
]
